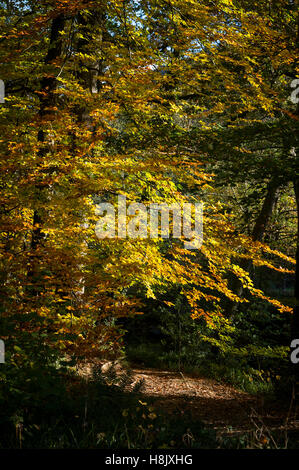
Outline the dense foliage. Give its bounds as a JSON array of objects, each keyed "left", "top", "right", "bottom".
[{"left": 0, "top": 0, "right": 298, "bottom": 449}]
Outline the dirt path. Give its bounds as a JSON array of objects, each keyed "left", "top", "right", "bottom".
[
  {"left": 80, "top": 361, "right": 299, "bottom": 437},
  {"left": 129, "top": 367, "right": 299, "bottom": 437}
]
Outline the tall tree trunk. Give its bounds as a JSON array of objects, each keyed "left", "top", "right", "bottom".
[
  {"left": 251, "top": 180, "right": 281, "bottom": 242},
  {"left": 291, "top": 178, "right": 299, "bottom": 341},
  {"left": 28, "top": 15, "right": 65, "bottom": 290},
  {"left": 290, "top": 4, "right": 299, "bottom": 376},
  {"left": 228, "top": 179, "right": 280, "bottom": 313}
]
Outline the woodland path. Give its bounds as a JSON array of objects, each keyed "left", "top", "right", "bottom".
[
  {"left": 128, "top": 366, "right": 299, "bottom": 438},
  {"left": 80, "top": 361, "right": 299, "bottom": 439}
]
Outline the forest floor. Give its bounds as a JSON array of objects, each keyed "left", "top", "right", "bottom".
[
  {"left": 80, "top": 361, "right": 299, "bottom": 442},
  {"left": 127, "top": 366, "right": 299, "bottom": 440}
]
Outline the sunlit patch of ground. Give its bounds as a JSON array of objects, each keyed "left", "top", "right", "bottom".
[{"left": 78, "top": 361, "right": 299, "bottom": 440}]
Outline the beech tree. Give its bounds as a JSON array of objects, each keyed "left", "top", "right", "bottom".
[{"left": 0, "top": 0, "right": 296, "bottom": 365}]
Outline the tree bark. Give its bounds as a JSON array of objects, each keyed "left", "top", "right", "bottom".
[
  {"left": 291, "top": 179, "right": 299, "bottom": 340},
  {"left": 252, "top": 180, "right": 281, "bottom": 242},
  {"left": 28, "top": 15, "right": 65, "bottom": 290},
  {"left": 228, "top": 179, "right": 280, "bottom": 312}
]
